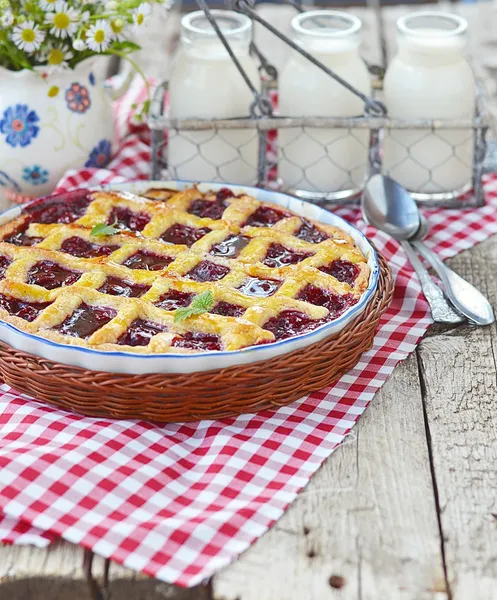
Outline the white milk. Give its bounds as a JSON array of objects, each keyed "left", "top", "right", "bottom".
[
  {"left": 278, "top": 11, "right": 371, "bottom": 198},
  {"left": 383, "top": 12, "right": 476, "bottom": 195},
  {"left": 168, "top": 11, "right": 260, "bottom": 185}
]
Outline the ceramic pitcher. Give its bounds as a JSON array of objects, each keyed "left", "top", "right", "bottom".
[{"left": 0, "top": 58, "right": 120, "bottom": 204}]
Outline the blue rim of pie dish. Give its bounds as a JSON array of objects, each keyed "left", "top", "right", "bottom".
[{"left": 0, "top": 181, "right": 380, "bottom": 360}]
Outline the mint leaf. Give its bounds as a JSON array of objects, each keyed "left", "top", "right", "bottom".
[
  {"left": 173, "top": 307, "right": 197, "bottom": 323},
  {"left": 91, "top": 222, "right": 119, "bottom": 237},
  {"left": 190, "top": 291, "right": 214, "bottom": 312},
  {"left": 174, "top": 291, "right": 214, "bottom": 323}
]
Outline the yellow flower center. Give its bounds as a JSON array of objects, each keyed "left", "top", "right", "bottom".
[
  {"left": 21, "top": 29, "right": 36, "bottom": 43},
  {"left": 53, "top": 12, "right": 70, "bottom": 29},
  {"left": 137, "top": 13, "right": 144, "bottom": 25},
  {"left": 48, "top": 49, "right": 64, "bottom": 65},
  {"left": 94, "top": 29, "right": 105, "bottom": 44}
]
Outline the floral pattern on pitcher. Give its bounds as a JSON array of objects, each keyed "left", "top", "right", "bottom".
[
  {"left": 23, "top": 165, "right": 50, "bottom": 186},
  {"left": 85, "top": 139, "right": 112, "bottom": 168},
  {"left": 0, "top": 104, "right": 40, "bottom": 148},
  {"left": 0, "top": 60, "right": 117, "bottom": 201},
  {"left": 65, "top": 82, "right": 91, "bottom": 114}
]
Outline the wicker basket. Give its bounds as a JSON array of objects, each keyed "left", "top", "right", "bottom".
[{"left": 0, "top": 253, "right": 393, "bottom": 423}]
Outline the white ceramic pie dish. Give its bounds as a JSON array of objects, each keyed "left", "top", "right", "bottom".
[{"left": 0, "top": 181, "right": 379, "bottom": 374}]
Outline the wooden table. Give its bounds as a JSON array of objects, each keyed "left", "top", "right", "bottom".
[{"left": 2, "top": 4, "right": 497, "bottom": 599}]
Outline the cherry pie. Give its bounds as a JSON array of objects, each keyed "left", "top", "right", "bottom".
[{"left": 0, "top": 187, "right": 370, "bottom": 354}]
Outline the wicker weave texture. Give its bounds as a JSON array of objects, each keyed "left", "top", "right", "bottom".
[{"left": 0, "top": 254, "right": 393, "bottom": 423}]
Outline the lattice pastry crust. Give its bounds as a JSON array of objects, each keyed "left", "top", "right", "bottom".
[{"left": 0, "top": 186, "right": 370, "bottom": 354}]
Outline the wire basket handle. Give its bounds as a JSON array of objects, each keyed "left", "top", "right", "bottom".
[
  {"left": 235, "top": 0, "right": 387, "bottom": 117},
  {"left": 195, "top": 0, "right": 273, "bottom": 117}
]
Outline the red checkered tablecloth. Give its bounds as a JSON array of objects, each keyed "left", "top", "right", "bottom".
[{"left": 1, "top": 80, "right": 497, "bottom": 586}]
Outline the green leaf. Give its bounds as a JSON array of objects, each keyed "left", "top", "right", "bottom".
[
  {"left": 111, "top": 41, "right": 141, "bottom": 54},
  {"left": 191, "top": 291, "right": 214, "bottom": 312},
  {"left": 91, "top": 222, "right": 119, "bottom": 237},
  {"left": 174, "top": 291, "right": 214, "bottom": 323}
]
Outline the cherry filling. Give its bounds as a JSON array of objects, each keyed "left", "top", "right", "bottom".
[
  {"left": 108, "top": 207, "right": 150, "bottom": 232},
  {"left": 122, "top": 251, "right": 173, "bottom": 271},
  {"left": 297, "top": 284, "right": 358, "bottom": 319},
  {"left": 154, "top": 289, "right": 194, "bottom": 310},
  {"left": 263, "top": 310, "right": 324, "bottom": 341},
  {"left": 244, "top": 206, "right": 289, "bottom": 228},
  {"left": 188, "top": 197, "right": 227, "bottom": 220},
  {"left": 60, "top": 236, "right": 118, "bottom": 258},
  {"left": 98, "top": 277, "right": 149, "bottom": 298},
  {"left": 263, "top": 243, "right": 312, "bottom": 268},
  {"left": 296, "top": 219, "right": 329, "bottom": 244},
  {"left": 172, "top": 332, "right": 222, "bottom": 352},
  {"left": 186, "top": 260, "right": 229, "bottom": 282},
  {"left": 211, "top": 301, "right": 245, "bottom": 317},
  {"left": 0, "top": 256, "right": 11, "bottom": 279},
  {"left": 0, "top": 294, "right": 51, "bottom": 322},
  {"left": 27, "top": 260, "right": 81, "bottom": 290},
  {"left": 160, "top": 224, "right": 211, "bottom": 247},
  {"left": 3, "top": 224, "right": 43, "bottom": 247},
  {"left": 319, "top": 259, "right": 360, "bottom": 286},
  {"left": 215, "top": 187, "right": 235, "bottom": 202},
  {"left": 27, "top": 190, "right": 92, "bottom": 224},
  {"left": 237, "top": 277, "right": 280, "bottom": 297},
  {"left": 117, "top": 319, "right": 167, "bottom": 347},
  {"left": 55, "top": 303, "right": 116, "bottom": 339},
  {"left": 209, "top": 235, "right": 250, "bottom": 259}
]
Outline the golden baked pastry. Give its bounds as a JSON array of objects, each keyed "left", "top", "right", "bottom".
[{"left": 0, "top": 186, "right": 370, "bottom": 353}]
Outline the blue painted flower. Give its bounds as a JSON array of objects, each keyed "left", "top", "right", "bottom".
[
  {"left": 65, "top": 82, "right": 91, "bottom": 114},
  {"left": 0, "top": 104, "right": 40, "bottom": 148},
  {"left": 85, "top": 140, "right": 112, "bottom": 168},
  {"left": 89, "top": 72, "right": 96, "bottom": 86},
  {"left": 22, "top": 165, "right": 49, "bottom": 186},
  {"left": 0, "top": 170, "right": 21, "bottom": 192}
]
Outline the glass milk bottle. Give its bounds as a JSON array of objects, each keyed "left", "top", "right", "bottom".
[
  {"left": 168, "top": 11, "right": 260, "bottom": 185},
  {"left": 279, "top": 11, "right": 371, "bottom": 200},
  {"left": 383, "top": 12, "right": 476, "bottom": 197}
]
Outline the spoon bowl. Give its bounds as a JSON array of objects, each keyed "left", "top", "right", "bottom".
[{"left": 362, "top": 174, "right": 420, "bottom": 240}]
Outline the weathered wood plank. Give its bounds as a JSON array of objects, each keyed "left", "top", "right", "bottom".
[
  {"left": 0, "top": 541, "right": 212, "bottom": 599},
  {"left": 0, "top": 577, "right": 210, "bottom": 600},
  {"left": 213, "top": 354, "right": 446, "bottom": 600},
  {"left": 417, "top": 237, "right": 497, "bottom": 600}
]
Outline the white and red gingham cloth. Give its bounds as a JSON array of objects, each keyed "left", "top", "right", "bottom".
[{"left": 1, "top": 80, "right": 497, "bottom": 587}]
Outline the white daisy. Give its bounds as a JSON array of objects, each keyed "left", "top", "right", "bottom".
[
  {"left": 85, "top": 19, "right": 112, "bottom": 52},
  {"left": 72, "top": 38, "right": 86, "bottom": 51},
  {"left": 39, "top": 0, "right": 58, "bottom": 9},
  {"left": 47, "top": 46, "right": 73, "bottom": 68},
  {"left": 132, "top": 2, "right": 152, "bottom": 29},
  {"left": 12, "top": 21, "right": 45, "bottom": 53},
  {"left": 110, "top": 18, "right": 127, "bottom": 41},
  {"left": 0, "top": 11, "right": 14, "bottom": 27},
  {"left": 44, "top": 1, "right": 80, "bottom": 39}
]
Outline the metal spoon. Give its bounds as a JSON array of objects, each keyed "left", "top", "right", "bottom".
[
  {"left": 388, "top": 176, "right": 493, "bottom": 325},
  {"left": 362, "top": 175, "right": 465, "bottom": 324}
]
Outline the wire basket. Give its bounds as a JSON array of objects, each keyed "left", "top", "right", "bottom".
[{"left": 148, "top": 1, "right": 489, "bottom": 209}]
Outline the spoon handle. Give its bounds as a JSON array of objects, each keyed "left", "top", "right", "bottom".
[
  {"left": 400, "top": 242, "right": 465, "bottom": 324},
  {"left": 412, "top": 241, "right": 495, "bottom": 326}
]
